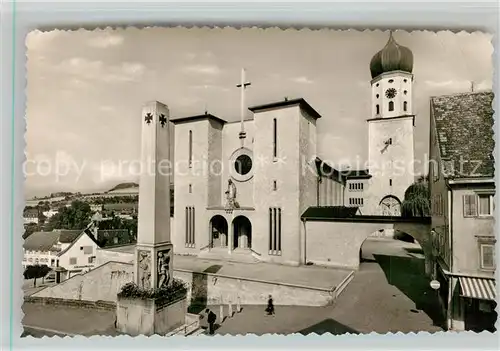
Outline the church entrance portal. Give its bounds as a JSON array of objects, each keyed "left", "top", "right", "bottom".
[
  {"left": 209, "top": 215, "right": 228, "bottom": 248},
  {"left": 232, "top": 216, "right": 252, "bottom": 250}
]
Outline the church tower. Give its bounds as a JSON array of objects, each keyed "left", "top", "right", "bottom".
[{"left": 366, "top": 32, "right": 415, "bottom": 216}]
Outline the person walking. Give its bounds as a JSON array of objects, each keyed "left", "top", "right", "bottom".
[
  {"left": 265, "top": 295, "right": 275, "bottom": 316},
  {"left": 207, "top": 309, "right": 217, "bottom": 335}
]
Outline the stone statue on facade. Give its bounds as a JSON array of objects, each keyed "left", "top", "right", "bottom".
[
  {"left": 157, "top": 250, "right": 171, "bottom": 288},
  {"left": 138, "top": 250, "right": 151, "bottom": 289},
  {"left": 225, "top": 179, "right": 239, "bottom": 209}
]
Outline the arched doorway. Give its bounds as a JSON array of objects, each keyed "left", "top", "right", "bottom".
[
  {"left": 209, "top": 215, "right": 228, "bottom": 248},
  {"left": 232, "top": 216, "right": 252, "bottom": 250},
  {"left": 378, "top": 195, "right": 402, "bottom": 216}
]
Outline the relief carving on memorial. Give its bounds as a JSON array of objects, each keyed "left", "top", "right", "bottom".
[
  {"left": 137, "top": 250, "right": 151, "bottom": 289},
  {"left": 157, "top": 249, "right": 172, "bottom": 288}
]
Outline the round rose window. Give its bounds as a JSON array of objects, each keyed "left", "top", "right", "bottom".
[{"left": 235, "top": 154, "right": 252, "bottom": 175}]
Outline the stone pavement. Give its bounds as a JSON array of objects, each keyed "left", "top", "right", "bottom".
[
  {"left": 22, "top": 238, "right": 444, "bottom": 336},
  {"left": 174, "top": 255, "right": 353, "bottom": 290}
]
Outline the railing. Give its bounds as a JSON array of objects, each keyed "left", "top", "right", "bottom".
[{"left": 249, "top": 248, "right": 262, "bottom": 257}]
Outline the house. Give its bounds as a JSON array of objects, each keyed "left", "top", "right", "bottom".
[
  {"left": 429, "top": 91, "right": 496, "bottom": 332},
  {"left": 22, "top": 229, "right": 81, "bottom": 269},
  {"left": 23, "top": 208, "right": 39, "bottom": 225},
  {"left": 57, "top": 227, "right": 101, "bottom": 280},
  {"left": 42, "top": 209, "right": 59, "bottom": 219}
]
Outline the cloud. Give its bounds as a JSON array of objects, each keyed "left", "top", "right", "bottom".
[
  {"left": 87, "top": 33, "right": 124, "bottom": 48},
  {"left": 291, "top": 76, "right": 314, "bottom": 84},
  {"left": 55, "top": 57, "right": 147, "bottom": 83},
  {"left": 182, "top": 64, "right": 221, "bottom": 75}
]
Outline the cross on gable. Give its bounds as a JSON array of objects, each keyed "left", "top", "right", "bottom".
[
  {"left": 145, "top": 113, "right": 153, "bottom": 124},
  {"left": 159, "top": 114, "right": 167, "bottom": 128}
]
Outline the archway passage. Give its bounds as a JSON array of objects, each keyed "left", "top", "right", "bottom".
[
  {"left": 233, "top": 215, "right": 252, "bottom": 250},
  {"left": 209, "top": 215, "right": 228, "bottom": 248}
]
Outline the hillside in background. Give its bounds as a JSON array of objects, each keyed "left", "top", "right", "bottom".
[{"left": 107, "top": 182, "right": 139, "bottom": 192}]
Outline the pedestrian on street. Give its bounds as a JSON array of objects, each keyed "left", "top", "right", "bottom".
[
  {"left": 265, "top": 294, "right": 275, "bottom": 316},
  {"left": 207, "top": 309, "right": 217, "bottom": 335}
]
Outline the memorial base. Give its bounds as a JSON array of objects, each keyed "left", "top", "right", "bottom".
[{"left": 116, "top": 295, "right": 187, "bottom": 336}]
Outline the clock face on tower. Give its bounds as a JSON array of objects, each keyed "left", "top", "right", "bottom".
[
  {"left": 379, "top": 196, "right": 401, "bottom": 216},
  {"left": 385, "top": 88, "right": 397, "bottom": 99}
]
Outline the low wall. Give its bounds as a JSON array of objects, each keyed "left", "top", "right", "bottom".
[
  {"left": 33, "top": 261, "right": 340, "bottom": 307},
  {"left": 175, "top": 270, "right": 336, "bottom": 307},
  {"left": 23, "top": 296, "right": 116, "bottom": 311}
]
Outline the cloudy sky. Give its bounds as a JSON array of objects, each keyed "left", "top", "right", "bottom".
[{"left": 25, "top": 28, "right": 493, "bottom": 198}]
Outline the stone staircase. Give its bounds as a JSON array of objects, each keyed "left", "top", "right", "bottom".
[
  {"left": 197, "top": 247, "right": 260, "bottom": 264},
  {"left": 166, "top": 313, "right": 204, "bottom": 336}
]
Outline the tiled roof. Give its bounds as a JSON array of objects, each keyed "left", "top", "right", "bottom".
[
  {"left": 431, "top": 91, "right": 495, "bottom": 179},
  {"left": 341, "top": 169, "right": 371, "bottom": 179},
  {"left": 23, "top": 231, "right": 60, "bottom": 251},
  {"left": 58, "top": 230, "right": 82, "bottom": 243},
  {"left": 23, "top": 208, "right": 39, "bottom": 217},
  {"left": 57, "top": 227, "right": 101, "bottom": 257},
  {"left": 301, "top": 206, "right": 360, "bottom": 219}
]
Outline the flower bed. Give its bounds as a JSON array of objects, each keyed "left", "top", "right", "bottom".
[{"left": 118, "top": 279, "right": 187, "bottom": 307}]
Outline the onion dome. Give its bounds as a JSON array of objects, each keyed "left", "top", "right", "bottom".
[{"left": 370, "top": 32, "right": 413, "bottom": 79}]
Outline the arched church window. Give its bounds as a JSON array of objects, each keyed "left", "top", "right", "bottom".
[
  {"left": 388, "top": 101, "right": 394, "bottom": 112},
  {"left": 376, "top": 104, "right": 380, "bottom": 115},
  {"left": 403, "top": 101, "right": 408, "bottom": 112},
  {"left": 404, "top": 90, "right": 407, "bottom": 95}
]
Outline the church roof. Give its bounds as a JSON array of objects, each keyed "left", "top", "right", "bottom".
[
  {"left": 431, "top": 91, "right": 494, "bottom": 179},
  {"left": 370, "top": 32, "right": 413, "bottom": 79},
  {"left": 170, "top": 113, "right": 227, "bottom": 125},
  {"left": 248, "top": 98, "right": 322, "bottom": 120}
]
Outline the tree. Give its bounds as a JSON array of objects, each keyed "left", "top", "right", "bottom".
[
  {"left": 401, "top": 179, "right": 431, "bottom": 217},
  {"left": 46, "top": 200, "right": 92, "bottom": 231},
  {"left": 23, "top": 223, "right": 41, "bottom": 239},
  {"left": 23, "top": 264, "right": 51, "bottom": 287}
]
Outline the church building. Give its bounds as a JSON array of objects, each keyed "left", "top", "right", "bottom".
[{"left": 169, "top": 32, "right": 416, "bottom": 266}]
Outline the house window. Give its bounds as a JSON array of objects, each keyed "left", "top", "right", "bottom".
[
  {"left": 273, "top": 118, "right": 278, "bottom": 159},
  {"left": 388, "top": 101, "right": 394, "bottom": 111},
  {"left": 82, "top": 246, "right": 93, "bottom": 255},
  {"left": 403, "top": 101, "right": 407, "bottom": 112},
  {"left": 478, "top": 194, "right": 493, "bottom": 216},
  {"left": 185, "top": 206, "right": 195, "bottom": 247},
  {"left": 463, "top": 194, "right": 477, "bottom": 217},
  {"left": 188, "top": 130, "right": 193, "bottom": 168},
  {"left": 480, "top": 244, "right": 495, "bottom": 270},
  {"left": 376, "top": 104, "right": 380, "bottom": 115},
  {"left": 69, "top": 257, "right": 77, "bottom": 265},
  {"left": 269, "top": 207, "right": 282, "bottom": 255},
  {"left": 88, "top": 256, "right": 96, "bottom": 264}
]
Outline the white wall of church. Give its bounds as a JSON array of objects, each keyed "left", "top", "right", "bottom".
[
  {"left": 299, "top": 109, "right": 318, "bottom": 215},
  {"left": 173, "top": 119, "right": 211, "bottom": 254},
  {"left": 371, "top": 71, "right": 413, "bottom": 119},
  {"left": 207, "top": 119, "right": 224, "bottom": 208},
  {"left": 366, "top": 116, "right": 415, "bottom": 214},
  {"left": 221, "top": 120, "right": 255, "bottom": 208},
  {"left": 253, "top": 105, "right": 303, "bottom": 265}
]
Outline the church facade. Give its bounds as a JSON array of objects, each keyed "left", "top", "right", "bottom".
[{"left": 169, "top": 33, "right": 416, "bottom": 266}]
